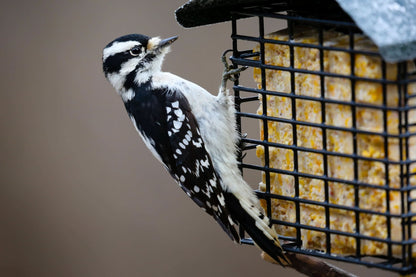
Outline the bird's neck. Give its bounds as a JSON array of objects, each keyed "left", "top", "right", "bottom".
[
  {"left": 133, "top": 68, "right": 156, "bottom": 86},
  {"left": 119, "top": 70, "right": 158, "bottom": 103},
  {"left": 134, "top": 53, "right": 165, "bottom": 85}
]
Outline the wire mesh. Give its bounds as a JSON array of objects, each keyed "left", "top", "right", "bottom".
[{"left": 229, "top": 4, "right": 416, "bottom": 274}]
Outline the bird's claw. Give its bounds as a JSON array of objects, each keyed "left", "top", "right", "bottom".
[
  {"left": 237, "top": 132, "right": 248, "bottom": 160},
  {"left": 221, "top": 50, "right": 248, "bottom": 84},
  {"left": 223, "top": 67, "right": 249, "bottom": 82}
]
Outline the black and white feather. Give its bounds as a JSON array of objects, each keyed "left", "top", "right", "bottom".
[{"left": 102, "top": 34, "right": 288, "bottom": 265}]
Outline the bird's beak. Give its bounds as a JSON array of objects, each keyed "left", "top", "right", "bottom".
[{"left": 157, "top": 36, "right": 178, "bottom": 49}]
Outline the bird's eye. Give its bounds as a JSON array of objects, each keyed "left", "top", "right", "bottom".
[{"left": 129, "top": 46, "right": 141, "bottom": 56}]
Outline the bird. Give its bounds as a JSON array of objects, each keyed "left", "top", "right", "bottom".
[{"left": 102, "top": 33, "right": 288, "bottom": 265}]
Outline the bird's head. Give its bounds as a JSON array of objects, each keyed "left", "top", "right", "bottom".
[{"left": 102, "top": 34, "right": 178, "bottom": 91}]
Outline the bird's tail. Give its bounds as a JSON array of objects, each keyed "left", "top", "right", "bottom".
[{"left": 224, "top": 191, "right": 290, "bottom": 266}]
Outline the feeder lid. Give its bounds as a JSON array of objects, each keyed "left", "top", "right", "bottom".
[{"left": 175, "top": 0, "right": 416, "bottom": 62}]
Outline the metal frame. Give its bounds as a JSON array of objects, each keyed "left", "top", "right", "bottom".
[{"left": 229, "top": 5, "right": 416, "bottom": 274}]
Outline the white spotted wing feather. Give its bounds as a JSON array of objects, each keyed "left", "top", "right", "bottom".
[{"left": 163, "top": 87, "right": 240, "bottom": 241}]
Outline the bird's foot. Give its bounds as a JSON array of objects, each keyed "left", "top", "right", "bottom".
[
  {"left": 236, "top": 132, "right": 248, "bottom": 160},
  {"left": 220, "top": 50, "right": 248, "bottom": 94}
]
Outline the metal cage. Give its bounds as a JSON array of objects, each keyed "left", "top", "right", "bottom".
[{"left": 229, "top": 4, "right": 416, "bottom": 274}]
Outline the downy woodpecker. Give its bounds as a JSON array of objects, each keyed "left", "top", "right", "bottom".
[{"left": 102, "top": 34, "right": 288, "bottom": 265}]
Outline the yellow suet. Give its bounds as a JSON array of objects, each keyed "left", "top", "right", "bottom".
[{"left": 253, "top": 26, "right": 416, "bottom": 256}]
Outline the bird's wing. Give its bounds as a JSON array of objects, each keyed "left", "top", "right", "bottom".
[
  {"left": 160, "top": 87, "right": 240, "bottom": 242},
  {"left": 125, "top": 85, "right": 239, "bottom": 242}
]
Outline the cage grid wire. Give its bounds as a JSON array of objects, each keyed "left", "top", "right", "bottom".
[{"left": 228, "top": 4, "right": 416, "bottom": 274}]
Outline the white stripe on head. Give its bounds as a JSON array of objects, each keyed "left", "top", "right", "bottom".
[
  {"left": 106, "top": 72, "right": 126, "bottom": 92},
  {"left": 119, "top": 57, "right": 141, "bottom": 75},
  {"left": 103, "top": 41, "right": 141, "bottom": 61}
]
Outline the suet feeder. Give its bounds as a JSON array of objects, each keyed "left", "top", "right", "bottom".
[{"left": 176, "top": 0, "right": 416, "bottom": 274}]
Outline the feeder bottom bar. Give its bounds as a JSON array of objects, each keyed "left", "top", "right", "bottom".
[{"left": 251, "top": 26, "right": 416, "bottom": 256}]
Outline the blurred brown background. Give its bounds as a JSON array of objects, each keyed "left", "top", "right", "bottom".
[{"left": 0, "top": 1, "right": 397, "bottom": 276}]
